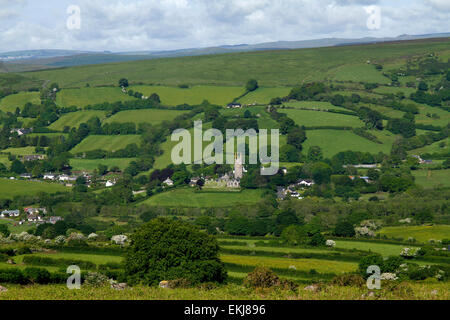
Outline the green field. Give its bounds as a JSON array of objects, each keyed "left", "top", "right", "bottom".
[
  {"left": 1, "top": 281, "right": 447, "bottom": 300},
  {"left": 408, "top": 137, "right": 449, "bottom": 155},
  {"left": 56, "top": 87, "right": 137, "bottom": 108},
  {"left": 280, "top": 109, "right": 364, "bottom": 128},
  {"left": 104, "top": 109, "right": 189, "bottom": 125},
  {"left": 284, "top": 101, "right": 350, "bottom": 112},
  {"left": 0, "top": 91, "right": 41, "bottom": 112},
  {"left": 141, "top": 188, "right": 264, "bottom": 207},
  {"left": 373, "top": 86, "right": 417, "bottom": 96},
  {"left": 70, "top": 158, "right": 137, "bottom": 172},
  {"left": 49, "top": 111, "right": 107, "bottom": 131},
  {"left": 302, "top": 129, "right": 392, "bottom": 158},
  {"left": 0, "top": 219, "right": 32, "bottom": 233},
  {"left": 332, "top": 64, "right": 390, "bottom": 84},
  {"left": 238, "top": 87, "right": 291, "bottom": 105},
  {"left": 221, "top": 254, "right": 357, "bottom": 274},
  {"left": 0, "top": 178, "right": 68, "bottom": 198},
  {"left": 377, "top": 225, "right": 450, "bottom": 242},
  {"left": 333, "top": 240, "right": 414, "bottom": 257},
  {"left": 70, "top": 135, "right": 141, "bottom": 154},
  {"left": 1, "top": 146, "right": 38, "bottom": 156},
  {"left": 22, "top": 39, "right": 450, "bottom": 88},
  {"left": 131, "top": 85, "right": 245, "bottom": 106},
  {"left": 412, "top": 169, "right": 450, "bottom": 189}
]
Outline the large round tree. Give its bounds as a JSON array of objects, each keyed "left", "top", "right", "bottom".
[{"left": 124, "top": 218, "right": 227, "bottom": 285}]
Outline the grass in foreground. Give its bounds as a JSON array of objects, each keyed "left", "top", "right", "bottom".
[{"left": 0, "top": 282, "right": 447, "bottom": 300}]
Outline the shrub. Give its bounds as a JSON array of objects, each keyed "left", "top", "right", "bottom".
[
  {"left": 23, "top": 267, "right": 51, "bottom": 284},
  {"left": 358, "top": 254, "right": 384, "bottom": 278},
  {"left": 243, "top": 266, "right": 297, "bottom": 291},
  {"left": 0, "top": 268, "right": 26, "bottom": 284},
  {"left": 16, "top": 246, "right": 32, "bottom": 255},
  {"left": 124, "top": 218, "right": 227, "bottom": 286},
  {"left": 83, "top": 272, "right": 110, "bottom": 288},
  {"left": 330, "top": 274, "right": 365, "bottom": 287},
  {"left": 382, "top": 256, "right": 403, "bottom": 273},
  {"left": 333, "top": 221, "right": 355, "bottom": 237}
]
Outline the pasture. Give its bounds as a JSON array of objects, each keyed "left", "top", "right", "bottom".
[
  {"left": 376, "top": 225, "right": 450, "bottom": 242},
  {"left": 412, "top": 169, "right": 450, "bottom": 189},
  {"left": 333, "top": 240, "right": 413, "bottom": 257},
  {"left": 280, "top": 109, "right": 364, "bottom": 128},
  {"left": 0, "top": 91, "right": 40, "bottom": 112},
  {"left": 69, "top": 158, "right": 137, "bottom": 172},
  {"left": 302, "top": 129, "right": 392, "bottom": 158},
  {"left": 1, "top": 146, "right": 38, "bottom": 156},
  {"left": 56, "top": 87, "right": 137, "bottom": 108},
  {"left": 284, "top": 101, "right": 349, "bottom": 112},
  {"left": 49, "top": 111, "right": 107, "bottom": 131},
  {"left": 238, "top": 87, "right": 292, "bottom": 105},
  {"left": 331, "top": 64, "right": 390, "bottom": 84},
  {"left": 104, "top": 109, "right": 189, "bottom": 125},
  {"left": 21, "top": 39, "right": 450, "bottom": 88},
  {"left": 220, "top": 254, "right": 357, "bottom": 274},
  {"left": 408, "top": 137, "right": 449, "bottom": 155},
  {"left": 1, "top": 282, "right": 448, "bottom": 300},
  {"left": 130, "top": 85, "right": 245, "bottom": 106},
  {"left": 70, "top": 135, "right": 141, "bottom": 154},
  {"left": 140, "top": 188, "right": 264, "bottom": 207},
  {"left": 0, "top": 178, "right": 68, "bottom": 198}
]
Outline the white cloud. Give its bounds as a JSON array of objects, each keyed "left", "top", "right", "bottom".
[{"left": 0, "top": 0, "right": 448, "bottom": 52}]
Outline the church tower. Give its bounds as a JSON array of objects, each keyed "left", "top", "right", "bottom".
[{"left": 234, "top": 153, "right": 243, "bottom": 180}]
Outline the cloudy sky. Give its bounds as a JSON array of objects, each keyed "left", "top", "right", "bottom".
[{"left": 0, "top": 0, "right": 449, "bottom": 53}]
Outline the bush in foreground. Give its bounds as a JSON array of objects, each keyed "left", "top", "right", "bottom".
[{"left": 124, "top": 218, "right": 227, "bottom": 286}]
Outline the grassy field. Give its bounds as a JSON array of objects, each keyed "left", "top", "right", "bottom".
[
  {"left": 22, "top": 39, "right": 450, "bottom": 88},
  {"left": 104, "top": 109, "right": 189, "bottom": 125},
  {"left": 302, "top": 129, "right": 392, "bottom": 158},
  {"left": 69, "top": 158, "right": 137, "bottom": 172},
  {"left": 0, "top": 91, "right": 40, "bottom": 112},
  {"left": 408, "top": 137, "right": 449, "bottom": 155},
  {"left": 49, "top": 110, "right": 107, "bottom": 131},
  {"left": 1, "top": 282, "right": 447, "bottom": 300},
  {"left": 0, "top": 219, "right": 32, "bottom": 233},
  {"left": 331, "top": 64, "right": 390, "bottom": 84},
  {"left": 131, "top": 85, "right": 245, "bottom": 106},
  {"left": 1, "top": 146, "right": 38, "bottom": 156},
  {"left": 14, "top": 252, "right": 123, "bottom": 265},
  {"left": 140, "top": 188, "right": 264, "bottom": 207},
  {"left": 333, "top": 240, "right": 414, "bottom": 257},
  {"left": 283, "top": 101, "right": 350, "bottom": 112},
  {"left": 377, "top": 225, "right": 450, "bottom": 242},
  {"left": 280, "top": 109, "right": 364, "bottom": 128},
  {"left": 56, "top": 87, "right": 137, "bottom": 108},
  {"left": 221, "top": 254, "right": 357, "bottom": 274},
  {"left": 373, "top": 86, "right": 417, "bottom": 96},
  {"left": 412, "top": 169, "right": 450, "bottom": 189},
  {"left": 70, "top": 135, "right": 141, "bottom": 153},
  {"left": 238, "top": 87, "right": 291, "bottom": 105},
  {"left": 0, "top": 178, "right": 68, "bottom": 198}
]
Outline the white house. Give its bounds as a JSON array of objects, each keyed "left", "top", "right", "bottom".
[
  {"left": 44, "top": 173, "right": 56, "bottom": 180},
  {"left": 106, "top": 180, "right": 116, "bottom": 187},
  {"left": 163, "top": 178, "right": 174, "bottom": 186},
  {"left": 298, "top": 180, "right": 314, "bottom": 187},
  {"left": 1, "top": 210, "right": 20, "bottom": 217}
]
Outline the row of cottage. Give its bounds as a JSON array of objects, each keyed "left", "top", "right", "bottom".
[
  {"left": 0, "top": 207, "right": 63, "bottom": 224},
  {"left": 16, "top": 172, "right": 117, "bottom": 188}
]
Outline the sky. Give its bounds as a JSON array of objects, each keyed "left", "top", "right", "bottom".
[{"left": 0, "top": 0, "right": 449, "bottom": 53}]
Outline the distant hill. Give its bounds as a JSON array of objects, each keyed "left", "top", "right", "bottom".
[
  {"left": 18, "top": 37, "right": 450, "bottom": 89},
  {"left": 2, "top": 33, "right": 450, "bottom": 71}
]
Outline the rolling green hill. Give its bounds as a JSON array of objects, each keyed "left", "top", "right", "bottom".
[{"left": 20, "top": 38, "right": 450, "bottom": 88}]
